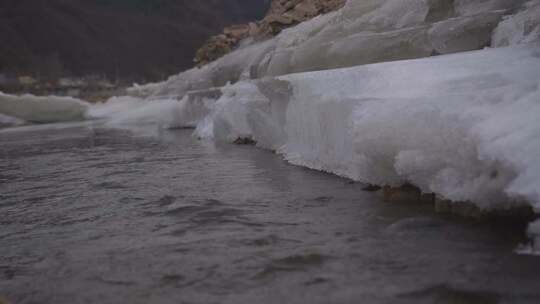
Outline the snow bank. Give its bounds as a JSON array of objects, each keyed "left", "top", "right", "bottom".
[
  {"left": 192, "top": 43, "right": 540, "bottom": 211},
  {"left": 149, "top": 39, "right": 276, "bottom": 98},
  {"left": 87, "top": 0, "right": 540, "bottom": 212},
  {"left": 0, "top": 92, "right": 89, "bottom": 123},
  {"left": 29, "top": 0, "right": 532, "bottom": 212},
  {"left": 148, "top": 0, "right": 528, "bottom": 99},
  {"left": 87, "top": 96, "right": 183, "bottom": 129},
  {"left": 194, "top": 79, "right": 291, "bottom": 150},
  {"left": 492, "top": 0, "right": 540, "bottom": 46},
  {"left": 0, "top": 113, "right": 24, "bottom": 128},
  {"left": 87, "top": 88, "right": 223, "bottom": 129}
]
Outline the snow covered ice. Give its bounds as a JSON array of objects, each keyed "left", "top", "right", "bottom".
[
  {"left": 492, "top": 0, "right": 540, "bottom": 46},
  {"left": 86, "top": 96, "right": 184, "bottom": 129},
  {"left": 4, "top": 0, "right": 540, "bottom": 216},
  {"left": 0, "top": 92, "right": 89, "bottom": 124},
  {"left": 113, "top": 0, "right": 537, "bottom": 215},
  {"left": 69, "top": 0, "right": 538, "bottom": 216},
  {"left": 188, "top": 43, "right": 540, "bottom": 213},
  {"left": 140, "top": 0, "right": 530, "bottom": 99}
]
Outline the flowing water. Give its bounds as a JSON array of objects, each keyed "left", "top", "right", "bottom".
[{"left": 1, "top": 123, "right": 540, "bottom": 304}]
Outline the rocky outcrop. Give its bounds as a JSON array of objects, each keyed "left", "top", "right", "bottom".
[
  {"left": 261, "top": 0, "right": 346, "bottom": 34},
  {"left": 194, "top": 0, "right": 346, "bottom": 66},
  {"left": 193, "top": 23, "right": 255, "bottom": 67}
]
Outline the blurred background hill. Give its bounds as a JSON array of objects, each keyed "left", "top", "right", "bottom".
[{"left": 0, "top": 0, "right": 270, "bottom": 83}]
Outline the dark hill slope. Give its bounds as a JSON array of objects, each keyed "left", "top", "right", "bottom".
[{"left": 0, "top": 0, "right": 270, "bottom": 82}]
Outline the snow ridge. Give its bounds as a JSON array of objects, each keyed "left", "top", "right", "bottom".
[{"left": 190, "top": 44, "right": 540, "bottom": 212}]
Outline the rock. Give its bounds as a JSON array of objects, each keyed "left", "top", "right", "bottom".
[
  {"left": 382, "top": 184, "right": 424, "bottom": 204},
  {"left": 435, "top": 198, "right": 491, "bottom": 219},
  {"left": 295, "top": 2, "right": 319, "bottom": 17},
  {"left": 420, "top": 193, "right": 436, "bottom": 205},
  {"left": 194, "top": 0, "right": 346, "bottom": 66},
  {"left": 435, "top": 196, "right": 536, "bottom": 222},
  {"left": 266, "top": 14, "right": 296, "bottom": 25},
  {"left": 194, "top": 35, "right": 235, "bottom": 66},
  {"left": 234, "top": 137, "right": 257, "bottom": 145},
  {"left": 248, "top": 22, "right": 261, "bottom": 36},
  {"left": 224, "top": 24, "right": 251, "bottom": 40},
  {"left": 451, "top": 201, "right": 483, "bottom": 219},
  {"left": 434, "top": 198, "right": 452, "bottom": 214},
  {"left": 362, "top": 184, "right": 382, "bottom": 192}
]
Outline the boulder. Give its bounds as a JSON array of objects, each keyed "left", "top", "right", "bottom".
[{"left": 224, "top": 24, "right": 251, "bottom": 40}]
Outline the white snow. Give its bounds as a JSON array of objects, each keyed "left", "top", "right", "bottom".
[
  {"left": 108, "top": 0, "right": 540, "bottom": 212},
  {"left": 87, "top": 96, "right": 185, "bottom": 129},
  {"left": 87, "top": 96, "right": 146, "bottom": 120},
  {"left": 0, "top": 113, "right": 24, "bottom": 127},
  {"left": 429, "top": 12, "right": 505, "bottom": 54},
  {"left": 126, "top": 81, "right": 168, "bottom": 98},
  {"left": 454, "top": 0, "right": 525, "bottom": 17},
  {"left": 128, "top": 0, "right": 540, "bottom": 212},
  {"left": 192, "top": 43, "right": 540, "bottom": 211},
  {"left": 0, "top": 92, "right": 89, "bottom": 123},
  {"left": 86, "top": 88, "right": 222, "bottom": 130},
  {"left": 196, "top": 82, "right": 270, "bottom": 143},
  {"left": 143, "top": 0, "right": 526, "bottom": 99},
  {"left": 492, "top": 0, "right": 540, "bottom": 46}
]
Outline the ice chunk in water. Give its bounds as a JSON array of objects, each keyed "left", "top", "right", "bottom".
[{"left": 0, "top": 92, "right": 89, "bottom": 123}]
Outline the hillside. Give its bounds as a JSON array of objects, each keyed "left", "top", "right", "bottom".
[{"left": 0, "top": 0, "right": 270, "bottom": 82}]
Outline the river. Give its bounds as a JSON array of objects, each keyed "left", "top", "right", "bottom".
[{"left": 1, "top": 122, "right": 540, "bottom": 304}]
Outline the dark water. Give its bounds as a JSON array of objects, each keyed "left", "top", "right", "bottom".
[{"left": 1, "top": 123, "right": 540, "bottom": 304}]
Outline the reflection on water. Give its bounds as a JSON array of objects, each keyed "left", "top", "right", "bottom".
[{"left": 1, "top": 123, "right": 540, "bottom": 304}]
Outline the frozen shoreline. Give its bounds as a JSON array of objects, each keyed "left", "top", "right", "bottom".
[
  {"left": 2, "top": 0, "right": 540, "bottom": 250},
  {"left": 49, "top": 43, "right": 537, "bottom": 220},
  {"left": 183, "top": 44, "right": 540, "bottom": 214}
]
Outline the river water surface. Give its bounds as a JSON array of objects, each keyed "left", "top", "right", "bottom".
[{"left": 1, "top": 123, "right": 540, "bottom": 304}]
